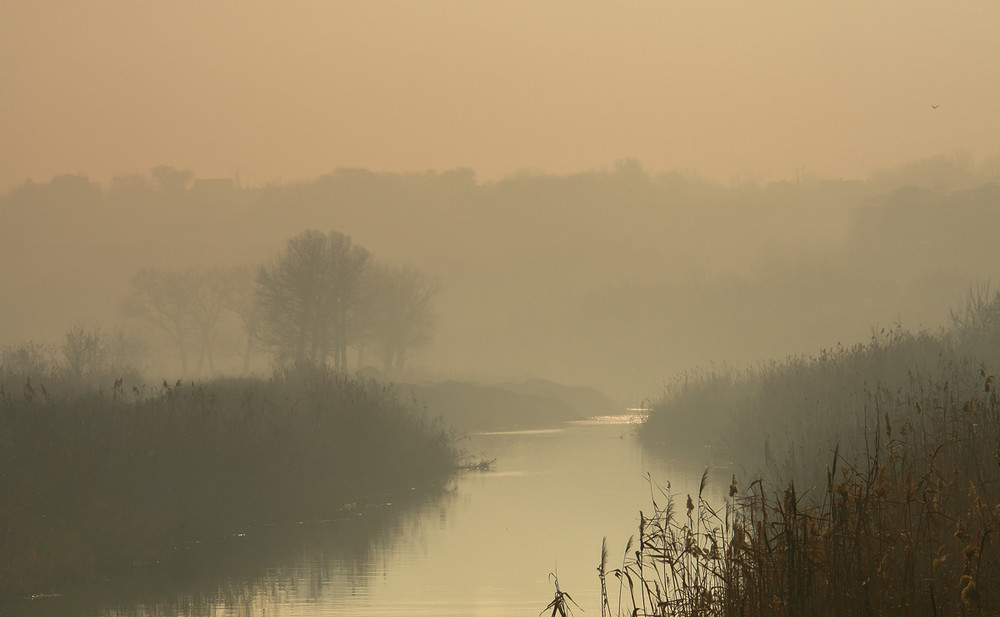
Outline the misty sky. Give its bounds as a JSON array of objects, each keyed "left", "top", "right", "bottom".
[{"left": 3, "top": 1, "right": 997, "bottom": 190}]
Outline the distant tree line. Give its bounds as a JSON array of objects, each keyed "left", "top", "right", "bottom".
[
  {"left": 120, "top": 229, "right": 440, "bottom": 377},
  {"left": 4, "top": 156, "right": 1000, "bottom": 396},
  {"left": 0, "top": 323, "right": 145, "bottom": 387}
]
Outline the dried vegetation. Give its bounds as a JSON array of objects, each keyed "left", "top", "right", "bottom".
[{"left": 614, "top": 286, "right": 1000, "bottom": 615}]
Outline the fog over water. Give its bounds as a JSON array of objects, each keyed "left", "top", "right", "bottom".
[
  {"left": 4, "top": 2, "right": 999, "bottom": 401},
  {"left": 3, "top": 161, "right": 1000, "bottom": 402},
  {"left": 5, "top": 3, "right": 1000, "bottom": 612}
]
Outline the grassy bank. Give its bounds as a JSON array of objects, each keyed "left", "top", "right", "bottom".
[
  {"left": 606, "top": 367, "right": 1000, "bottom": 616},
  {"left": 641, "top": 326, "right": 996, "bottom": 484},
  {"left": 0, "top": 366, "right": 460, "bottom": 601},
  {"left": 618, "top": 291, "right": 1000, "bottom": 615}
]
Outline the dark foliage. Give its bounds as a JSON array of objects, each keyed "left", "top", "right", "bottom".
[{"left": 0, "top": 366, "right": 459, "bottom": 600}]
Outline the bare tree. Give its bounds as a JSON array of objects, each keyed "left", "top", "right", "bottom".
[
  {"left": 62, "top": 323, "right": 145, "bottom": 382},
  {"left": 62, "top": 322, "right": 106, "bottom": 381},
  {"left": 223, "top": 265, "right": 265, "bottom": 375},
  {"left": 368, "top": 264, "right": 441, "bottom": 376},
  {"left": 122, "top": 267, "right": 234, "bottom": 376},
  {"left": 328, "top": 233, "right": 373, "bottom": 370},
  {"left": 950, "top": 281, "right": 1000, "bottom": 347},
  {"left": 255, "top": 230, "right": 372, "bottom": 370},
  {"left": 122, "top": 268, "right": 195, "bottom": 375},
  {"left": 184, "top": 267, "right": 235, "bottom": 376}
]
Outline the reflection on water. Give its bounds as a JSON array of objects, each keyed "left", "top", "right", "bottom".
[
  {"left": 7, "top": 494, "right": 449, "bottom": 617},
  {"left": 474, "top": 428, "right": 566, "bottom": 436},
  {"left": 13, "top": 413, "right": 725, "bottom": 617},
  {"left": 569, "top": 412, "right": 649, "bottom": 425}
]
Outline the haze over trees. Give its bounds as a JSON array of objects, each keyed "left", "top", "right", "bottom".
[
  {"left": 1, "top": 156, "right": 998, "bottom": 396},
  {"left": 114, "top": 228, "right": 441, "bottom": 378},
  {"left": 121, "top": 267, "right": 236, "bottom": 376},
  {"left": 252, "top": 230, "right": 438, "bottom": 373},
  {"left": 2, "top": 159, "right": 998, "bottom": 615},
  {"left": 255, "top": 230, "right": 372, "bottom": 370},
  {"left": 365, "top": 263, "right": 442, "bottom": 375}
]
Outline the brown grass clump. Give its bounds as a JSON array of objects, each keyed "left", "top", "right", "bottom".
[{"left": 607, "top": 370, "right": 1000, "bottom": 616}]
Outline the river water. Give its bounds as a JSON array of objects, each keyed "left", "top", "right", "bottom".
[{"left": 15, "top": 414, "right": 725, "bottom": 617}]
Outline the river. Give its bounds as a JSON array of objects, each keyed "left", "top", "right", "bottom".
[{"left": 12, "top": 413, "right": 726, "bottom": 617}]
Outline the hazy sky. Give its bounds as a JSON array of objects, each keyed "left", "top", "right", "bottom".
[{"left": 2, "top": 1, "right": 998, "bottom": 189}]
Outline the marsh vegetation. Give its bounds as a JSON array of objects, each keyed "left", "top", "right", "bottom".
[
  {"left": 0, "top": 365, "right": 458, "bottom": 602},
  {"left": 3, "top": 159, "right": 1000, "bottom": 615},
  {"left": 612, "top": 286, "right": 1000, "bottom": 615}
]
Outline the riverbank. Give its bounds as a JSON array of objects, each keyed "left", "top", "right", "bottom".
[
  {"left": 611, "top": 366, "right": 1000, "bottom": 616},
  {"left": 0, "top": 367, "right": 460, "bottom": 602},
  {"left": 7, "top": 408, "right": 686, "bottom": 617},
  {"left": 630, "top": 311, "right": 1000, "bottom": 615}
]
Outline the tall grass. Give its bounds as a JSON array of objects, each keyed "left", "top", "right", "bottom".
[
  {"left": 641, "top": 325, "right": 993, "bottom": 486},
  {"left": 607, "top": 368, "right": 1000, "bottom": 615},
  {"left": 618, "top": 286, "right": 1000, "bottom": 617},
  {"left": 0, "top": 364, "right": 459, "bottom": 600}
]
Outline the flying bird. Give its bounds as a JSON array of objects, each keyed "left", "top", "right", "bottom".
[{"left": 931, "top": 104, "right": 939, "bottom": 109}]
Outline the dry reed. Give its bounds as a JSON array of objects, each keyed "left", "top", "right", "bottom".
[{"left": 607, "top": 369, "right": 1000, "bottom": 616}]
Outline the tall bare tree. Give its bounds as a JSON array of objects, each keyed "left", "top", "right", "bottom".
[
  {"left": 184, "top": 267, "right": 235, "bottom": 376},
  {"left": 368, "top": 264, "right": 441, "bottom": 376},
  {"left": 223, "top": 265, "right": 264, "bottom": 375},
  {"left": 255, "top": 230, "right": 371, "bottom": 370},
  {"left": 122, "top": 268, "right": 195, "bottom": 375},
  {"left": 122, "top": 267, "right": 235, "bottom": 376}
]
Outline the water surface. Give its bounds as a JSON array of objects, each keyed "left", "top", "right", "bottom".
[{"left": 15, "top": 413, "right": 723, "bottom": 617}]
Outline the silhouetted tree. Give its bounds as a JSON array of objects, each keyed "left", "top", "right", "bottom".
[
  {"left": 184, "top": 267, "right": 236, "bottom": 375},
  {"left": 62, "top": 323, "right": 105, "bottom": 381},
  {"left": 223, "top": 265, "right": 263, "bottom": 375},
  {"left": 61, "top": 323, "right": 145, "bottom": 383},
  {"left": 0, "top": 342, "right": 55, "bottom": 377},
  {"left": 950, "top": 281, "right": 1000, "bottom": 349},
  {"left": 368, "top": 264, "right": 441, "bottom": 375},
  {"left": 122, "top": 268, "right": 195, "bottom": 374},
  {"left": 122, "top": 267, "right": 234, "bottom": 376},
  {"left": 255, "top": 230, "right": 371, "bottom": 370},
  {"left": 150, "top": 165, "right": 193, "bottom": 198}
]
